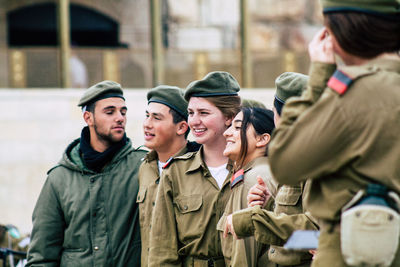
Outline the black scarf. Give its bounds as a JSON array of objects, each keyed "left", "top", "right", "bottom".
[{"left": 80, "top": 126, "right": 127, "bottom": 173}]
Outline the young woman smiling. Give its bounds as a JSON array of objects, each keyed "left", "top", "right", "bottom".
[
  {"left": 218, "top": 107, "right": 276, "bottom": 267},
  {"left": 148, "top": 71, "right": 241, "bottom": 267}
]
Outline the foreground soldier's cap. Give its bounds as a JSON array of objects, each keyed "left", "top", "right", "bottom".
[
  {"left": 147, "top": 85, "right": 188, "bottom": 119},
  {"left": 184, "top": 71, "right": 240, "bottom": 101},
  {"left": 242, "top": 98, "right": 267, "bottom": 109},
  {"left": 78, "top": 80, "right": 124, "bottom": 108},
  {"left": 321, "top": 0, "right": 400, "bottom": 15},
  {"left": 275, "top": 72, "right": 309, "bottom": 104}
]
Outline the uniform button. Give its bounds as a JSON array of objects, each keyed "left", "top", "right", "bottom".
[
  {"left": 152, "top": 202, "right": 155, "bottom": 206},
  {"left": 94, "top": 246, "right": 99, "bottom": 251},
  {"left": 270, "top": 248, "right": 275, "bottom": 253},
  {"left": 90, "top": 178, "right": 95, "bottom": 183},
  {"left": 184, "top": 205, "right": 188, "bottom": 210}
]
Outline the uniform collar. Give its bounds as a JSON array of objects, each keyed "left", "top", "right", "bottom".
[
  {"left": 242, "top": 156, "right": 269, "bottom": 174},
  {"left": 230, "top": 157, "right": 268, "bottom": 189},
  {"left": 144, "top": 150, "right": 158, "bottom": 163},
  {"left": 145, "top": 141, "right": 201, "bottom": 168},
  {"left": 186, "top": 146, "right": 234, "bottom": 174},
  {"left": 361, "top": 55, "right": 400, "bottom": 73},
  {"left": 186, "top": 146, "right": 206, "bottom": 173}
]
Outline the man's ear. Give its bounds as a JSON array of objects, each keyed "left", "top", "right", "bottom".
[
  {"left": 83, "top": 111, "right": 94, "bottom": 126},
  {"left": 176, "top": 121, "right": 189, "bottom": 136},
  {"left": 256, "top": 133, "right": 271, "bottom": 148}
]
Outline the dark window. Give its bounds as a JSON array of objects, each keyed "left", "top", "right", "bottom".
[{"left": 7, "top": 3, "right": 125, "bottom": 47}]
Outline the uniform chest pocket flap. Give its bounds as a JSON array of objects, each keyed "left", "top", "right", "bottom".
[
  {"left": 174, "top": 194, "right": 203, "bottom": 214},
  {"left": 275, "top": 185, "right": 302, "bottom": 206},
  {"left": 136, "top": 186, "right": 147, "bottom": 203}
]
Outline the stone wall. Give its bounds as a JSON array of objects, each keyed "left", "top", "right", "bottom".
[{"left": 0, "top": 88, "right": 275, "bottom": 234}]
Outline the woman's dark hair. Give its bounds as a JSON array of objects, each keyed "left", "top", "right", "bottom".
[
  {"left": 324, "top": 12, "right": 400, "bottom": 59},
  {"left": 236, "top": 107, "right": 275, "bottom": 169}
]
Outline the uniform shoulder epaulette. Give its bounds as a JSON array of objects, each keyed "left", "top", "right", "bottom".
[
  {"left": 327, "top": 66, "right": 378, "bottom": 95},
  {"left": 327, "top": 70, "right": 353, "bottom": 95},
  {"left": 230, "top": 169, "right": 244, "bottom": 189},
  {"left": 174, "top": 151, "right": 197, "bottom": 160}
]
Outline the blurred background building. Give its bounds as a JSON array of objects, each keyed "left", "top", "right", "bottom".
[
  {"left": 1, "top": 0, "right": 323, "bottom": 89},
  {"left": 0, "top": 0, "right": 323, "bottom": 234}
]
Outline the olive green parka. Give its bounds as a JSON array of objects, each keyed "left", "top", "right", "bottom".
[{"left": 27, "top": 138, "right": 146, "bottom": 267}]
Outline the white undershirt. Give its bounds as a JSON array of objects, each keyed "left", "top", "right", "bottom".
[
  {"left": 158, "top": 160, "right": 166, "bottom": 175},
  {"left": 208, "top": 163, "right": 228, "bottom": 188}
]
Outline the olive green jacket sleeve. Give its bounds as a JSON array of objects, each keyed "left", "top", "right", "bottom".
[
  {"left": 148, "top": 170, "right": 181, "bottom": 267},
  {"left": 268, "top": 62, "right": 356, "bottom": 185},
  {"left": 232, "top": 206, "right": 318, "bottom": 246},
  {"left": 27, "top": 177, "right": 64, "bottom": 267}
]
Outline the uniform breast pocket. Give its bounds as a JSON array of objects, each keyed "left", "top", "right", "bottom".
[
  {"left": 136, "top": 186, "right": 147, "bottom": 203},
  {"left": 174, "top": 194, "right": 203, "bottom": 239},
  {"left": 274, "top": 185, "right": 302, "bottom": 215}
]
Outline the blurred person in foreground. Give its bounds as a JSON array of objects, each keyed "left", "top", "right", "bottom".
[
  {"left": 27, "top": 81, "right": 146, "bottom": 266},
  {"left": 138, "top": 85, "right": 200, "bottom": 266},
  {"left": 253, "top": 1, "right": 400, "bottom": 266}
]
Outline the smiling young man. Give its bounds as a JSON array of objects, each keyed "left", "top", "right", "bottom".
[
  {"left": 27, "top": 81, "right": 147, "bottom": 267},
  {"left": 137, "top": 85, "right": 200, "bottom": 267}
]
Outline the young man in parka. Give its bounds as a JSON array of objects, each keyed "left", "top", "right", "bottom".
[
  {"left": 27, "top": 81, "right": 147, "bottom": 267},
  {"left": 138, "top": 85, "right": 200, "bottom": 266}
]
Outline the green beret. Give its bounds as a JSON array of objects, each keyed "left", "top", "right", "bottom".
[
  {"left": 147, "top": 85, "right": 188, "bottom": 119},
  {"left": 78, "top": 80, "right": 124, "bottom": 107},
  {"left": 241, "top": 98, "right": 266, "bottom": 109},
  {"left": 275, "top": 72, "right": 309, "bottom": 104},
  {"left": 321, "top": 0, "right": 400, "bottom": 15},
  {"left": 184, "top": 71, "right": 240, "bottom": 101}
]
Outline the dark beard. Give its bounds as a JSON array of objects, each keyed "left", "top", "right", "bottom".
[
  {"left": 93, "top": 123, "right": 123, "bottom": 145},
  {"left": 93, "top": 115, "right": 125, "bottom": 145},
  {"left": 80, "top": 126, "right": 127, "bottom": 172}
]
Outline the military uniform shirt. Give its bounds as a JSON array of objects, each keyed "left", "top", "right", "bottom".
[
  {"left": 137, "top": 142, "right": 199, "bottom": 267},
  {"left": 216, "top": 157, "right": 273, "bottom": 267},
  {"left": 148, "top": 146, "right": 233, "bottom": 266},
  {"left": 268, "top": 181, "right": 314, "bottom": 266}
]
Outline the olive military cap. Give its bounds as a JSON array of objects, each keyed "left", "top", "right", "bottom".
[
  {"left": 147, "top": 85, "right": 188, "bottom": 119},
  {"left": 78, "top": 80, "right": 125, "bottom": 108},
  {"left": 184, "top": 71, "right": 240, "bottom": 101},
  {"left": 321, "top": 0, "right": 400, "bottom": 14},
  {"left": 242, "top": 98, "right": 267, "bottom": 109},
  {"left": 275, "top": 72, "right": 309, "bottom": 104}
]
